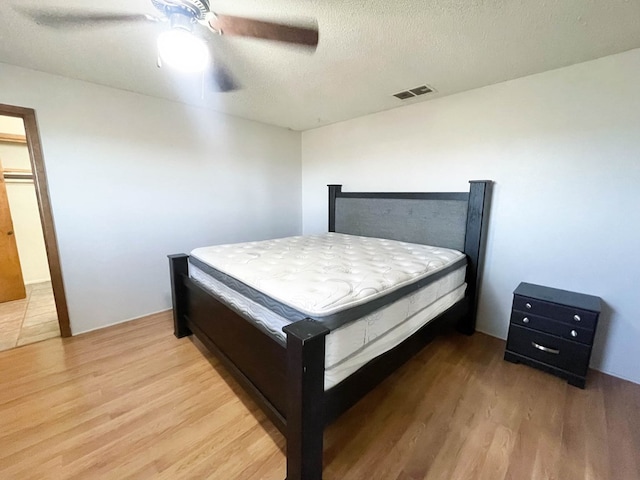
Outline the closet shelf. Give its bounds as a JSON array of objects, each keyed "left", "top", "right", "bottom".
[{"left": 0, "top": 133, "right": 27, "bottom": 144}]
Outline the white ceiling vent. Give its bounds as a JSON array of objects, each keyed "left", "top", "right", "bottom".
[{"left": 393, "top": 84, "right": 435, "bottom": 100}]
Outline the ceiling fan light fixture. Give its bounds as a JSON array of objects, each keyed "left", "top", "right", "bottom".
[{"left": 157, "top": 28, "right": 210, "bottom": 73}]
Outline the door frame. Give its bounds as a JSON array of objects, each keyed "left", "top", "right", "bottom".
[{"left": 0, "top": 103, "right": 71, "bottom": 337}]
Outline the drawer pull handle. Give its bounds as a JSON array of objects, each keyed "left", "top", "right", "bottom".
[
  {"left": 525, "top": 303, "right": 532, "bottom": 309},
  {"left": 573, "top": 314, "right": 581, "bottom": 322},
  {"left": 522, "top": 317, "right": 530, "bottom": 324},
  {"left": 531, "top": 341, "right": 560, "bottom": 355},
  {"left": 570, "top": 330, "right": 578, "bottom": 338}
]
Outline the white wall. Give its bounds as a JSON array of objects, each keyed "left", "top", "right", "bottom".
[
  {"left": 302, "top": 48, "right": 640, "bottom": 384},
  {"left": 0, "top": 119, "right": 51, "bottom": 284},
  {"left": 0, "top": 63, "right": 302, "bottom": 334}
]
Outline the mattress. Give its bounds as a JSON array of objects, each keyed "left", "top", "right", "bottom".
[
  {"left": 189, "top": 233, "right": 467, "bottom": 389},
  {"left": 191, "top": 233, "right": 465, "bottom": 324}
]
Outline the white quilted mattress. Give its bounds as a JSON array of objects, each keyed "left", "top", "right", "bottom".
[
  {"left": 190, "top": 233, "right": 465, "bottom": 317},
  {"left": 189, "top": 233, "right": 467, "bottom": 390},
  {"left": 190, "top": 264, "right": 465, "bottom": 389}
]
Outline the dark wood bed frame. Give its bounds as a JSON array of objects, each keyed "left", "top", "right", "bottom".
[{"left": 169, "top": 180, "right": 491, "bottom": 480}]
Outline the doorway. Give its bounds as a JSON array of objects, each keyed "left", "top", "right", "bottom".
[{"left": 0, "top": 104, "right": 70, "bottom": 352}]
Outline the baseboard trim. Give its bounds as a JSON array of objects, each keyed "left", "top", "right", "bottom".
[{"left": 71, "top": 309, "right": 172, "bottom": 337}]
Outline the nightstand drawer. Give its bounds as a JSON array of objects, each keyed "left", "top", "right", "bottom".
[
  {"left": 513, "top": 295, "right": 598, "bottom": 330},
  {"left": 506, "top": 325, "right": 590, "bottom": 376},
  {"left": 510, "top": 311, "right": 595, "bottom": 345}
]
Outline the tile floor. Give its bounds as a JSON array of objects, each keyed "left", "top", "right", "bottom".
[{"left": 0, "top": 282, "right": 59, "bottom": 352}]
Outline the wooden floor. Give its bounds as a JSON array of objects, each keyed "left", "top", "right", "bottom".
[{"left": 0, "top": 312, "right": 638, "bottom": 480}]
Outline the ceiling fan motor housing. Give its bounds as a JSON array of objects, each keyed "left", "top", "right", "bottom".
[{"left": 151, "top": 0, "right": 210, "bottom": 20}]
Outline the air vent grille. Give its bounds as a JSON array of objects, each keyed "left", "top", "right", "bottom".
[{"left": 393, "top": 84, "right": 435, "bottom": 100}]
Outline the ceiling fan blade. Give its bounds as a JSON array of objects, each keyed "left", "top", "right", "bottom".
[
  {"left": 209, "top": 14, "right": 318, "bottom": 49},
  {"left": 204, "top": 35, "right": 241, "bottom": 93},
  {"left": 14, "top": 7, "right": 158, "bottom": 29},
  {"left": 209, "top": 63, "right": 240, "bottom": 92}
]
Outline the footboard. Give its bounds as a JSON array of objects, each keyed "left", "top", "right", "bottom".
[
  {"left": 169, "top": 254, "right": 329, "bottom": 480},
  {"left": 169, "top": 254, "right": 288, "bottom": 428}
]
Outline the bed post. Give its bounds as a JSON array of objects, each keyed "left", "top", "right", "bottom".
[
  {"left": 168, "top": 254, "right": 192, "bottom": 338},
  {"left": 328, "top": 184, "right": 342, "bottom": 232},
  {"left": 282, "top": 319, "right": 330, "bottom": 480},
  {"left": 460, "top": 180, "right": 492, "bottom": 335}
]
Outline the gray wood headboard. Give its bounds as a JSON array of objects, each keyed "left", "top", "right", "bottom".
[{"left": 328, "top": 181, "right": 492, "bottom": 334}]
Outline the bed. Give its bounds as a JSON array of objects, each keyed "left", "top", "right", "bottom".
[{"left": 168, "top": 180, "right": 491, "bottom": 480}]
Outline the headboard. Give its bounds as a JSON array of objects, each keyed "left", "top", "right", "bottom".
[{"left": 328, "top": 180, "right": 492, "bottom": 333}]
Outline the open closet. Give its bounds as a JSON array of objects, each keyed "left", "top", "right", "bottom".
[{"left": 0, "top": 110, "right": 69, "bottom": 351}]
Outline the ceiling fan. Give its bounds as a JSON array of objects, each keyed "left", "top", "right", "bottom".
[{"left": 15, "top": 0, "right": 319, "bottom": 92}]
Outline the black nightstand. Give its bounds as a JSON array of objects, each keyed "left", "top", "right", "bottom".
[{"left": 504, "top": 282, "right": 601, "bottom": 388}]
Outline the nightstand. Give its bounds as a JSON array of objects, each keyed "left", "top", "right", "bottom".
[{"left": 504, "top": 282, "right": 601, "bottom": 388}]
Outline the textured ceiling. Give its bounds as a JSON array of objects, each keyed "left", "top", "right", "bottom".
[{"left": 1, "top": 1, "right": 640, "bottom": 131}]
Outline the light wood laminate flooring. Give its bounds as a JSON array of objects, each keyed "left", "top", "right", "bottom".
[
  {"left": 0, "top": 311, "right": 638, "bottom": 479},
  {"left": 0, "top": 281, "right": 59, "bottom": 352}
]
